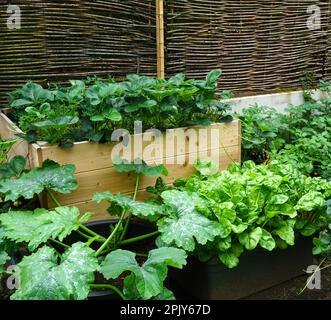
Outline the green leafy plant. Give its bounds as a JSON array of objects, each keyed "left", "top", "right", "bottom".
[
  {"left": 8, "top": 70, "right": 232, "bottom": 146},
  {"left": 0, "top": 160, "right": 187, "bottom": 300},
  {"left": 239, "top": 80, "right": 331, "bottom": 180},
  {"left": 152, "top": 159, "right": 330, "bottom": 268}
]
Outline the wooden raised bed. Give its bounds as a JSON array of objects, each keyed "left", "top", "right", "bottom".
[{"left": 0, "top": 110, "right": 241, "bottom": 221}]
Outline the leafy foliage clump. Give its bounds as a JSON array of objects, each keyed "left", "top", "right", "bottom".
[
  {"left": 239, "top": 80, "right": 331, "bottom": 180},
  {"left": 159, "top": 159, "right": 331, "bottom": 268},
  {"left": 8, "top": 70, "right": 232, "bottom": 146}
]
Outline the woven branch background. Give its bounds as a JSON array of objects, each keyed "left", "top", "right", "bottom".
[{"left": 0, "top": 0, "right": 331, "bottom": 104}]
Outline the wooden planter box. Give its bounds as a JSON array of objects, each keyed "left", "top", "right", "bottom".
[{"left": 0, "top": 110, "right": 241, "bottom": 221}]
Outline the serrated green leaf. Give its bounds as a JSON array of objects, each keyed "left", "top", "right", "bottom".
[
  {"left": 0, "top": 160, "right": 78, "bottom": 201},
  {"left": 101, "top": 247, "right": 187, "bottom": 300},
  {"left": 11, "top": 243, "right": 98, "bottom": 300},
  {"left": 0, "top": 207, "right": 84, "bottom": 250},
  {"left": 158, "top": 190, "right": 221, "bottom": 251}
]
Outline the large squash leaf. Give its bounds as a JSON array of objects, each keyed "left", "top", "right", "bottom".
[
  {"left": 0, "top": 207, "right": 89, "bottom": 250},
  {"left": 0, "top": 160, "right": 78, "bottom": 201},
  {"left": 100, "top": 247, "right": 187, "bottom": 300},
  {"left": 11, "top": 243, "right": 98, "bottom": 300},
  {"left": 93, "top": 192, "right": 163, "bottom": 221},
  {"left": 158, "top": 190, "right": 221, "bottom": 251}
]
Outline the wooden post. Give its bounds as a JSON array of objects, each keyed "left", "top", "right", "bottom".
[{"left": 156, "top": 0, "right": 165, "bottom": 78}]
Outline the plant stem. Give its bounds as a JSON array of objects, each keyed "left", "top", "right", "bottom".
[
  {"left": 79, "top": 224, "right": 107, "bottom": 242},
  {"left": 119, "top": 230, "right": 160, "bottom": 246},
  {"left": 90, "top": 284, "right": 126, "bottom": 300},
  {"left": 50, "top": 239, "right": 70, "bottom": 249},
  {"left": 47, "top": 189, "right": 61, "bottom": 207},
  {"left": 119, "top": 174, "right": 140, "bottom": 241},
  {"left": 95, "top": 211, "right": 126, "bottom": 257}
]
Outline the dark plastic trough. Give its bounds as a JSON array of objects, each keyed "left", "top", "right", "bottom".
[{"left": 170, "top": 236, "right": 313, "bottom": 300}]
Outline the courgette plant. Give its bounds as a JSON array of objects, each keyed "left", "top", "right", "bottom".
[{"left": 0, "top": 159, "right": 187, "bottom": 300}]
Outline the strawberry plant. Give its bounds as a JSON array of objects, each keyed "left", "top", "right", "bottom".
[
  {"left": 8, "top": 70, "right": 232, "bottom": 146},
  {"left": 239, "top": 80, "right": 331, "bottom": 180}
]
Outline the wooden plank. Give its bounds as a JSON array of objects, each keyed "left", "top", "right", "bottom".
[
  {"left": 50, "top": 145, "right": 240, "bottom": 206},
  {"left": 37, "top": 121, "right": 241, "bottom": 173},
  {"left": 0, "top": 111, "right": 29, "bottom": 163}
]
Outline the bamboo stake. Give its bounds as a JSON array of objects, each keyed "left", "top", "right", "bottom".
[{"left": 156, "top": 0, "right": 165, "bottom": 78}]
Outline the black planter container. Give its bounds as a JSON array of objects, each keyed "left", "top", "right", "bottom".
[
  {"left": 65, "top": 219, "right": 156, "bottom": 300},
  {"left": 170, "top": 237, "right": 313, "bottom": 300}
]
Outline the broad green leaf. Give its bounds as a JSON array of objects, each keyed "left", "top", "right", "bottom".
[
  {"left": 0, "top": 207, "right": 86, "bottom": 250},
  {"left": 268, "top": 194, "right": 289, "bottom": 205},
  {"left": 206, "top": 69, "right": 222, "bottom": 85},
  {"left": 238, "top": 227, "right": 263, "bottom": 250},
  {"left": 0, "top": 156, "right": 26, "bottom": 179},
  {"left": 100, "top": 247, "right": 187, "bottom": 300},
  {"left": 217, "top": 217, "right": 232, "bottom": 238},
  {"left": 217, "top": 236, "right": 232, "bottom": 251},
  {"left": 93, "top": 192, "right": 163, "bottom": 221},
  {"left": 230, "top": 223, "right": 248, "bottom": 234},
  {"left": 275, "top": 225, "right": 295, "bottom": 246},
  {"left": 159, "top": 190, "right": 221, "bottom": 251},
  {"left": 295, "top": 192, "right": 326, "bottom": 212},
  {"left": 11, "top": 99, "right": 33, "bottom": 108},
  {"left": 104, "top": 108, "right": 122, "bottom": 122},
  {"left": 114, "top": 159, "right": 168, "bottom": 177},
  {"left": 300, "top": 224, "right": 319, "bottom": 237},
  {"left": 213, "top": 202, "right": 236, "bottom": 223},
  {"left": 33, "top": 116, "right": 79, "bottom": 129},
  {"left": 259, "top": 229, "right": 276, "bottom": 251},
  {"left": 11, "top": 243, "right": 98, "bottom": 300},
  {"left": 265, "top": 203, "right": 297, "bottom": 219},
  {"left": 218, "top": 251, "right": 239, "bottom": 269},
  {"left": 194, "top": 158, "right": 218, "bottom": 176},
  {"left": 0, "top": 160, "right": 78, "bottom": 201}
]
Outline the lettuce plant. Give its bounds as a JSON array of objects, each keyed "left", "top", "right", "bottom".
[{"left": 152, "top": 160, "right": 330, "bottom": 268}]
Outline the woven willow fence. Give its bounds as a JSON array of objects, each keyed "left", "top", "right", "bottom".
[{"left": 0, "top": 1, "right": 331, "bottom": 104}]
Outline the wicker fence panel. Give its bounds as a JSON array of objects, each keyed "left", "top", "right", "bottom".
[
  {"left": 1, "top": 1, "right": 331, "bottom": 104},
  {"left": 0, "top": 0, "right": 156, "bottom": 104},
  {"left": 166, "top": 0, "right": 331, "bottom": 95}
]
